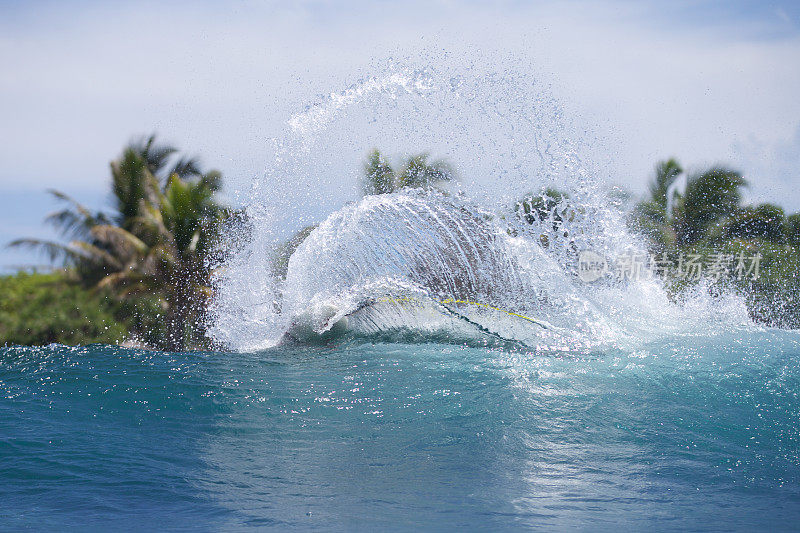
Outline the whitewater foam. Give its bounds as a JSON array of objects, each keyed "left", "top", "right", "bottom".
[{"left": 208, "top": 62, "right": 753, "bottom": 352}]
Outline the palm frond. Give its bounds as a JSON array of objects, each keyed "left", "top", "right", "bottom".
[
  {"left": 147, "top": 242, "right": 179, "bottom": 266},
  {"left": 90, "top": 224, "right": 149, "bottom": 258},
  {"left": 648, "top": 159, "right": 682, "bottom": 208},
  {"left": 131, "top": 134, "right": 178, "bottom": 178},
  {"left": 70, "top": 241, "right": 124, "bottom": 270},
  {"left": 199, "top": 170, "right": 223, "bottom": 191},
  {"left": 362, "top": 149, "right": 396, "bottom": 195},
  {"left": 44, "top": 189, "right": 102, "bottom": 238},
  {"left": 133, "top": 200, "right": 174, "bottom": 246},
  {"left": 97, "top": 270, "right": 143, "bottom": 290},
  {"left": 398, "top": 152, "right": 454, "bottom": 189},
  {"left": 110, "top": 150, "right": 149, "bottom": 226},
  {"left": 171, "top": 156, "right": 202, "bottom": 179},
  {"left": 44, "top": 209, "right": 94, "bottom": 240},
  {"left": 6, "top": 238, "right": 80, "bottom": 264}
]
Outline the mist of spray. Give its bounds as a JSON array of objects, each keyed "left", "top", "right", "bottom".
[{"left": 209, "top": 60, "right": 752, "bottom": 352}]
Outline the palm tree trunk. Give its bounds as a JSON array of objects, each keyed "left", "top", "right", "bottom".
[{"left": 164, "top": 272, "right": 192, "bottom": 351}]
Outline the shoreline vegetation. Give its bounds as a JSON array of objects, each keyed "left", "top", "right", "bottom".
[
  {"left": 4, "top": 135, "right": 227, "bottom": 351},
  {"left": 3, "top": 140, "right": 800, "bottom": 349}
]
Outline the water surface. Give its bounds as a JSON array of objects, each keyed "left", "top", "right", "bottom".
[{"left": 2, "top": 331, "right": 799, "bottom": 530}]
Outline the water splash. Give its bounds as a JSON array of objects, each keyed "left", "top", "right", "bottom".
[
  {"left": 287, "top": 68, "right": 435, "bottom": 136},
  {"left": 209, "top": 61, "right": 752, "bottom": 352}
]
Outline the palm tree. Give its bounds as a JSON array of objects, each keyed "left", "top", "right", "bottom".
[
  {"left": 361, "top": 149, "right": 454, "bottom": 195},
  {"left": 396, "top": 152, "right": 453, "bottom": 190},
  {"left": 633, "top": 160, "right": 747, "bottom": 250},
  {"left": 632, "top": 159, "right": 683, "bottom": 251},
  {"left": 675, "top": 167, "right": 746, "bottom": 246},
  {"left": 9, "top": 135, "right": 226, "bottom": 350},
  {"left": 726, "top": 203, "right": 785, "bottom": 243},
  {"left": 276, "top": 148, "right": 455, "bottom": 280},
  {"left": 117, "top": 174, "right": 226, "bottom": 349},
  {"left": 130, "top": 134, "right": 203, "bottom": 182},
  {"left": 362, "top": 149, "right": 396, "bottom": 195},
  {"left": 649, "top": 159, "right": 683, "bottom": 212}
]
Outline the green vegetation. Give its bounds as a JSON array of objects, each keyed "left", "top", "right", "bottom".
[
  {"left": 633, "top": 160, "right": 749, "bottom": 249},
  {"left": 0, "top": 271, "right": 163, "bottom": 346},
  {"left": 362, "top": 149, "right": 454, "bottom": 195},
  {"left": 5, "top": 145, "right": 455, "bottom": 347},
  {"left": 7, "top": 135, "right": 227, "bottom": 350},
  {"left": 514, "top": 160, "right": 800, "bottom": 327},
  {"left": 273, "top": 149, "right": 456, "bottom": 280},
  {"left": 6, "top": 142, "right": 800, "bottom": 348},
  {"left": 515, "top": 187, "right": 571, "bottom": 227},
  {"left": 630, "top": 160, "right": 800, "bottom": 327}
]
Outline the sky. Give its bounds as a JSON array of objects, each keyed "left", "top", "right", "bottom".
[{"left": 1, "top": 0, "right": 800, "bottom": 270}]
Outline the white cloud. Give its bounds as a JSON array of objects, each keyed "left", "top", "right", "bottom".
[{"left": 1, "top": 0, "right": 799, "bottom": 210}]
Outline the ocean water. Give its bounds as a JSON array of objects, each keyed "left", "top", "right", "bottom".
[
  {"left": 5, "top": 63, "right": 798, "bottom": 530},
  {"left": 2, "top": 331, "right": 800, "bottom": 530}
]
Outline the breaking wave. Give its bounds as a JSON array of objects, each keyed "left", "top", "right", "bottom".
[{"left": 209, "top": 61, "right": 752, "bottom": 352}]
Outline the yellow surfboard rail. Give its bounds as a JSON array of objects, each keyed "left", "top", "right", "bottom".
[{"left": 372, "top": 295, "right": 551, "bottom": 330}]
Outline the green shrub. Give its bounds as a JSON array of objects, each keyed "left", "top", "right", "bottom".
[{"left": 0, "top": 271, "right": 134, "bottom": 346}]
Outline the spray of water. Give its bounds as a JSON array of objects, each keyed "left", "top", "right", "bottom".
[{"left": 209, "top": 61, "right": 752, "bottom": 352}]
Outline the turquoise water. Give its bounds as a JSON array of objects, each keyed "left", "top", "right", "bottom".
[{"left": 2, "top": 331, "right": 800, "bottom": 530}]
